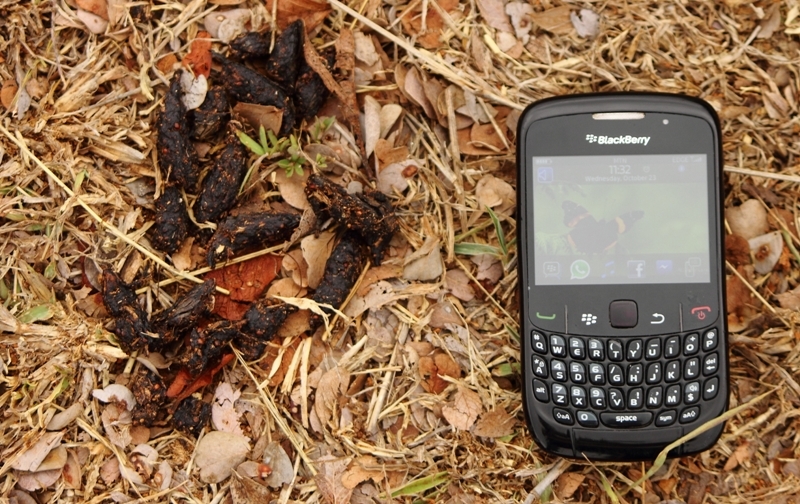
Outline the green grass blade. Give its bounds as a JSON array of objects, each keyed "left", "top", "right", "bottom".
[
  {"left": 19, "top": 304, "right": 54, "bottom": 324},
  {"left": 486, "top": 206, "right": 507, "bottom": 255},
  {"left": 390, "top": 471, "right": 449, "bottom": 498},
  {"left": 454, "top": 243, "right": 501, "bottom": 256},
  {"left": 237, "top": 130, "right": 265, "bottom": 156}
]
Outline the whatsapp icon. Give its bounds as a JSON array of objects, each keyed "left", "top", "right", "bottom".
[{"left": 570, "top": 260, "right": 590, "bottom": 280}]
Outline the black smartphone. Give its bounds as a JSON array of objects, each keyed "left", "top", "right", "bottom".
[{"left": 517, "top": 93, "right": 727, "bottom": 461}]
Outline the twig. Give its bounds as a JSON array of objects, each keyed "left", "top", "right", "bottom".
[{"left": 523, "top": 459, "right": 571, "bottom": 503}]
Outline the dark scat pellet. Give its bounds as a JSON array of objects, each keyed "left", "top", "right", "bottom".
[
  {"left": 130, "top": 369, "right": 167, "bottom": 426},
  {"left": 206, "top": 212, "right": 301, "bottom": 267},
  {"left": 305, "top": 175, "right": 398, "bottom": 265},
  {"left": 191, "top": 86, "right": 230, "bottom": 141},
  {"left": 238, "top": 302, "right": 297, "bottom": 360},
  {"left": 156, "top": 72, "right": 200, "bottom": 190},
  {"left": 152, "top": 279, "right": 216, "bottom": 336},
  {"left": 229, "top": 30, "right": 273, "bottom": 60},
  {"left": 101, "top": 269, "right": 158, "bottom": 354},
  {"left": 264, "top": 20, "right": 303, "bottom": 90},
  {"left": 150, "top": 184, "right": 190, "bottom": 255},
  {"left": 193, "top": 125, "right": 250, "bottom": 223},
  {"left": 310, "top": 231, "right": 367, "bottom": 329},
  {"left": 178, "top": 320, "right": 242, "bottom": 376},
  {"left": 172, "top": 396, "right": 211, "bottom": 438}
]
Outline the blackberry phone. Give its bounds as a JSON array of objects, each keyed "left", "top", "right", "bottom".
[{"left": 517, "top": 93, "right": 727, "bottom": 461}]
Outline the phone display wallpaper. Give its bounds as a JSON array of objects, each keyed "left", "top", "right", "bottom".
[{"left": 532, "top": 155, "right": 711, "bottom": 285}]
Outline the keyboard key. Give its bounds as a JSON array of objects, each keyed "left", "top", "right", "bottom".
[
  {"left": 600, "top": 411, "right": 653, "bottom": 428},
  {"left": 665, "top": 361, "right": 680, "bottom": 383},
  {"left": 665, "top": 384, "right": 681, "bottom": 406},
  {"left": 569, "top": 337, "right": 585, "bottom": 359},
  {"left": 552, "top": 383, "right": 568, "bottom": 405},
  {"left": 645, "top": 338, "right": 661, "bottom": 360},
  {"left": 627, "top": 339, "right": 643, "bottom": 360},
  {"left": 553, "top": 408, "right": 574, "bottom": 425},
  {"left": 646, "top": 362, "right": 662, "bottom": 384},
  {"left": 533, "top": 379, "right": 549, "bottom": 402},
  {"left": 532, "top": 356, "right": 548, "bottom": 378},
  {"left": 589, "top": 363, "right": 605, "bottom": 385},
  {"left": 627, "top": 363, "right": 643, "bottom": 385},
  {"left": 608, "top": 340, "right": 624, "bottom": 362},
  {"left": 588, "top": 339, "right": 604, "bottom": 360},
  {"left": 550, "top": 335, "right": 567, "bottom": 357},
  {"left": 531, "top": 331, "right": 547, "bottom": 354},
  {"left": 703, "top": 353, "right": 718, "bottom": 376},
  {"left": 703, "top": 377, "right": 719, "bottom": 400},
  {"left": 571, "top": 386, "right": 587, "bottom": 408},
  {"left": 576, "top": 410, "right": 599, "bottom": 427},
  {"left": 551, "top": 360, "right": 567, "bottom": 382},
  {"left": 664, "top": 336, "right": 680, "bottom": 358},
  {"left": 680, "top": 406, "right": 700, "bottom": 424},
  {"left": 684, "top": 333, "right": 699, "bottom": 355},
  {"left": 684, "top": 382, "right": 700, "bottom": 404},
  {"left": 569, "top": 362, "right": 586, "bottom": 383},
  {"left": 609, "top": 389, "right": 625, "bottom": 410},
  {"left": 655, "top": 410, "right": 677, "bottom": 426},
  {"left": 684, "top": 357, "right": 700, "bottom": 379},
  {"left": 608, "top": 364, "right": 624, "bottom": 385},
  {"left": 647, "top": 386, "right": 663, "bottom": 408},
  {"left": 703, "top": 329, "right": 718, "bottom": 351},
  {"left": 628, "top": 388, "right": 643, "bottom": 409},
  {"left": 590, "top": 387, "right": 606, "bottom": 409}
]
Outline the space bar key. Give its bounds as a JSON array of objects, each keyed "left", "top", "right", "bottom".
[{"left": 600, "top": 412, "right": 653, "bottom": 428}]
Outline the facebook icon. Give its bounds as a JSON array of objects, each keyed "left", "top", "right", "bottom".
[{"left": 627, "top": 260, "right": 646, "bottom": 278}]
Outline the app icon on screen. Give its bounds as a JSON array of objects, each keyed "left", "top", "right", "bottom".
[
  {"left": 537, "top": 167, "right": 553, "bottom": 183},
  {"left": 570, "top": 260, "right": 590, "bottom": 280},
  {"left": 656, "top": 260, "right": 673, "bottom": 275},
  {"left": 627, "top": 260, "right": 646, "bottom": 278},
  {"left": 543, "top": 262, "right": 560, "bottom": 277}
]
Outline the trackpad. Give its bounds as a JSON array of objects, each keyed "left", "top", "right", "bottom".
[{"left": 573, "top": 428, "right": 682, "bottom": 460}]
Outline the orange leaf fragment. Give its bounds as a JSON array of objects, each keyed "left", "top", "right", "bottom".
[
  {"left": 183, "top": 31, "right": 213, "bottom": 78},
  {"left": 171, "top": 353, "right": 236, "bottom": 402},
  {"left": 266, "top": 0, "right": 331, "bottom": 30},
  {"left": 205, "top": 254, "right": 281, "bottom": 320}
]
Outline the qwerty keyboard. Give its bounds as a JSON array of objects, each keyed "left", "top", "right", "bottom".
[{"left": 530, "top": 327, "right": 721, "bottom": 430}]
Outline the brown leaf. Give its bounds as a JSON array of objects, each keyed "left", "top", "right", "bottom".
[
  {"left": 62, "top": 450, "right": 82, "bottom": 490},
  {"left": 76, "top": 0, "right": 108, "bottom": 20},
  {"left": 445, "top": 269, "right": 475, "bottom": 302},
  {"left": 341, "top": 456, "right": 383, "bottom": 489},
  {"left": 356, "top": 264, "right": 403, "bottom": 296},
  {"left": 266, "top": 0, "right": 331, "bottom": 30},
  {"left": 725, "top": 234, "right": 751, "bottom": 267},
  {"left": 205, "top": 254, "right": 281, "bottom": 320},
  {"left": 314, "top": 455, "right": 353, "bottom": 504},
  {"left": 556, "top": 472, "right": 585, "bottom": 499},
  {"left": 470, "top": 122, "right": 506, "bottom": 152},
  {"left": 442, "top": 386, "right": 482, "bottom": 430},
  {"left": 334, "top": 29, "right": 366, "bottom": 163},
  {"left": 301, "top": 231, "right": 336, "bottom": 289},
  {"left": 11, "top": 432, "right": 63, "bottom": 472},
  {"left": 419, "top": 350, "right": 461, "bottom": 394},
  {"left": 472, "top": 408, "right": 516, "bottom": 438},
  {"left": 476, "top": 0, "right": 513, "bottom": 33},
  {"left": 531, "top": 6, "right": 574, "bottom": 34},
  {"left": 475, "top": 174, "right": 515, "bottom": 214},
  {"left": 156, "top": 54, "right": 179, "bottom": 74},
  {"left": 315, "top": 366, "right": 349, "bottom": 428},
  {"left": 775, "top": 285, "right": 800, "bottom": 310},
  {"left": 402, "top": 66, "right": 435, "bottom": 119},
  {"left": 195, "top": 431, "right": 251, "bottom": 483},
  {"left": 231, "top": 471, "right": 272, "bottom": 504},
  {"left": 374, "top": 139, "right": 410, "bottom": 168},
  {"left": 233, "top": 103, "right": 283, "bottom": 135},
  {"left": 723, "top": 441, "right": 756, "bottom": 471},
  {"left": 183, "top": 31, "right": 212, "bottom": 77},
  {"left": 1, "top": 80, "right": 18, "bottom": 109},
  {"left": 457, "top": 127, "right": 494, "bottom": 156}
]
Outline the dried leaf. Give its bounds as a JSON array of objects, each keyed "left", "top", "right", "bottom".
[
  {"left": 195, "top": 431, "right": 251, "bottom": 483},
  {"left": 723, "top": 441, "right": 756, "bottom": 471},
  {"left": 76, "top": 0, "right": 108, "bottom": 20},
  {"left": 263, "top": 442, "right": 294, "bottom": 488},
  {"left": 231, "top": 471, "right": 272, "bottom": 503},
  {"left": 472, "top": 254, "right": 503, "bottom": 284},
  {"left": 472, "top": 408, "right": 515, "bottom": 437},
  {"left": 475, "top": 174, "right": 515, "bottom": 214},
  {"left": 445, "top": 269, "right": 475, "bottom": 302},
  {"left": 266, "top": 0, "right": 331, "bottom": 30},
  {"left": 531, "top": 6, "right": 573, "bottom": 35},
  {"left": 419, "top": 350, "right": 461, "bottom": 394},
  {"left": 403, "top": 237, "right": 443, "bottom": 281},
  {"left": 757, "top": 4, "right": 781, "bottom": 39},
  {"left": 183, "top": 31, "right": 213, "bottom": 78},
  {"left": 570, "top": 9, "right": 600, "bottom": 38},
  {"left": 180, "top": 72, "right": 208, "bottom": 111},
  {"left": 506, "top": 2, "right": 533, "bottom": 44},
  {"left": 476, "top": 0, "right": 513, "bottom": 32},
  {"left": 62, "top": 450, "right": 82, "bottom": 490},
  {"left": 377, "top": 160, "right": 415, "bottom": 195},
  {"left": 11, "top": 433, "right": 63, "bottom": 471},
  {"left": 233, "top": 103, "right": 283, "bottom": 135},
  {"left": 47, "top": 403, "right": 83, "bottom": 431},
  {"left": 274, "top": 167, "right": 310, "bottom": 210},
  {"left": 76, "top": 8, "right": 108, "bottom": 34},
  {"left": 100, "top": 457, "right": 120, "bottom": 485},
  {"left": 775, "top": 285, "right": 800, "bottom": 310},
  {"left": 92, "top": 384, "right": 136, "bottom": 411},
  {"left": 212, "top": 382, "right": 245, "bottom": 436},
  {"left": 205, "top": 254, "right": 281, "bottom": 321},
  {"left": 301, "top": 231, "right": 336, "bottom": 289},
  {"left": 344, "top": 280, "right": 396, "bottom": 318},
  {"left": 204, "top": 9, "right": 251, "bottom": 43},
  {"left": 314, "top": 366, "right": 349, "bottom": 428},
  {"left": 442, "top": 386, "right": 482, "bottom": 430},
  {"left": 314, "top": 455, "right": 353, "bottom": 504},
  {"left": 556, "top": 472, "right": 586, "bottom": 499},
  {"left": 15, "top": 468, "right": 62, "bottom": 492},
  {"left": 749, "top": 231, "right": 783, "bottom": 274},
  {"left": 726, "top": 200, "right": 769, "bottom": 240},
  {"left": 379, "top": 104, "right": 403, "bottom": 139},
  {"left": 1, "top": 80, "right": 18, "bottom": 109},
  {"left": 101, "top": 404, "right": 132, "bottom": 448},
  {"left": 402, "top": 66, "right": 435, "bottom": 119},
  {"left": 363, "top": 95, "right": 381, "bottom": 158},
  {"left": 341, "top": 456, "right": 383, "bottom": 489}
]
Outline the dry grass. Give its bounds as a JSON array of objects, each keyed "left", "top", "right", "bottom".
[{"left": 1, "top": 0, "right": 800, "bottom": 503}]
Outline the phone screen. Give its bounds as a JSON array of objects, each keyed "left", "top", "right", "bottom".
[{"left": 531, "top": 154, "right": 710, "bottom": 286}]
